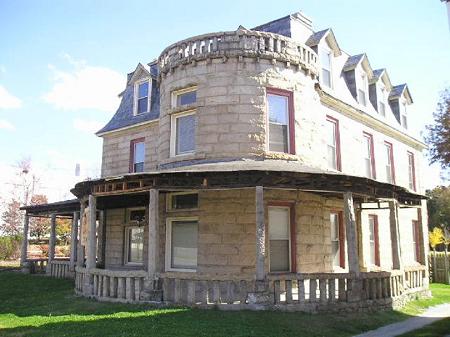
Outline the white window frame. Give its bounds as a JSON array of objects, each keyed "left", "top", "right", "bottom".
[
  {"left": 401, "top": 101, "right": 408, "bottom": 129},
  {"left": 268, "top": 206, "right": 292, "bottom": 273},
  {"left": 330, "top": 212, "right": 341, "bottom": 268},
  {"left": 165, "top": 217, "right": 198, "bottom": 272},
  {"left": 266, "top": 91, "right": 292, "bottom": 154},
  {"left": 171, "top": 86, "right": 197, "bottom": 108},
  {"left": 133, "top": 79, "right": 151, "bottom": 116},
  {"left": 166, "top": 191, "right": 199, "bottom": 212},
  {"left": 320, "top": 46, "right": 333, "bottom": 89},
  {"left": 124, "top": 226, "right": 145, "bottom": 266},
  {"left": 170, "top": 109, "right": 196, "bottom": 157},
  {"left": 358, "top": 72, "right": 367, "bottom": 106}
]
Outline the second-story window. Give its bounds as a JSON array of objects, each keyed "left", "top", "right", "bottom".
[
  {"left": 384, "top": 141, "right": 395, "bottom": 184},
  {"left": 173, "top": 87, "right": 197, "bottom": 108},
  {"left": 135, "top": 80, "right": 150, "bottom": 115},
  {"left": 172, "top": 111, "right": 196, "bottom": 156},
  {"left": 326, "top": 116, "right": 341, "bottom": 171},
  {"left": 363, "top": 132, "right": 376, "bottom": 179},
  {"left": 266, "top": 88, "right": 295, "bottom": 154},
  {"left": 130, "top": 138, "right": 145, "bottom": 173},
  {"left": 407, "top": 151, "right": 416, "bottom": 191},
  {"left": 320, "top": 48, "right": 332, "bottom": 88},
  {"left": 358, "top": 74, "right": 367, "bottom": 106}
]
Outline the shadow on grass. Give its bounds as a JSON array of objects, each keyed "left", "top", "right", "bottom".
[{"left": 0, "top": 272, "right": 419, "bottom": 337}]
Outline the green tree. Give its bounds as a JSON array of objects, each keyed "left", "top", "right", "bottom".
[
  {"left": 1, "top": 198, "right": 22, "bottom": 236},
  {"left": 426, "top": 186, "right": 450, "bottom": 232},
  {"left": 425, "top": 88, "right": 450, "bottom": 171}
]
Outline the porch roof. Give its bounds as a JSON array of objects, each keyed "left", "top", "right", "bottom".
[
  {"left": 71, "top": 159, "right": 425, "bottom": 205},
  {"left": 20, "top": 198, "right": 80, "bottom": 217}
]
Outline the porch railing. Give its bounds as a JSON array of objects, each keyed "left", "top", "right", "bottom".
[
  {"left": 48, "top": 259, "right": 71, "bottom": 279},
  {"left": 75, "top": 267, "right": 147, "bottom": 302},
  {"left": 26, "top": 258, "right": 47, "bottom": 274}
]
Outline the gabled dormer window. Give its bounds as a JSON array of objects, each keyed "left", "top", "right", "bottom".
[
  {"left": 378, "top": 87, "right": 386, "bottom": 117},
  {"left": 134, "top": 80, "right": 150, "bottom": 115},
  {"left": 320, "top": 47, "right": 332, "bottom": 88},
  {"left": 358, "top": 73, "right": 367, "bottom": 106}
]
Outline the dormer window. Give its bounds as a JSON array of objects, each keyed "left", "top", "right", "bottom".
[
  {"left": 379, "top": 87, "right": 386, "bottom": 117},
  {"left": 134, "top": 80, "right": 150, "bottom": 115},
  {"left": 401, "top": 102, "right": 408, "bottom": 129},
  {"left": 358, "top": 74, "right": 367, "bottom": 106},
  {"left": 320, "top": 48, "right": 332, "bottom": 88}
]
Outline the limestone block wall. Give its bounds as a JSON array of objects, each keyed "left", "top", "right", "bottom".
[{"left": 101, "top": 122, "right": 159, "bottom": 177}]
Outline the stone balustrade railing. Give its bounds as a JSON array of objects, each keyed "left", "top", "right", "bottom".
[
  {"left": 158, "top": 29, "right": 319, "bottom": 76},
  {"left": 48, "top": 259, "right": 71, "bottom": 279},
  {"left": 75, "top": 267, "right": 147, "bottom": 302}
]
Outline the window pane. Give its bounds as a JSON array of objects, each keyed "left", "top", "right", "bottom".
[
  {"left": 268, "top": 94, "right": 289, "bottom": 153},
  {"left": 171, "top": 220, "right": 198, "bottom": 269},
  {"left": 326, "top": 120, "right": 337, "bottom": 170},
  {"left": 138, "top": 82, "right": 149, "bottom": 98},
  {"left": 358, "top": 89, "right": 366, "bottom": 106},
  {"left": 134, "top": 162, "right": 144, "bottom": 173},
  {"left": 176, "top": 114, "right": 196, "bottom": 154},
  {"left": 379, "top": 102, "right": 386, "bottom": 116},
  {"left": 128, "top": 227, "right": 144, "bottom": 263},
  {"left": 322, "top": 69, "right": 331, "bottom": 88},
  {"left": 365, "top": 158, "right": 372, "bottom": 178},
  {"left": 177, "top": 90, "right": 197, "bottom": 106},
  {"left": 320, "top": 49, "right": 331, "bottom": 70},
  {"left": 330, "top": 213, "right": 339, "bottom": 240},
  {"left": 134, "top": 142, "right": 145, "bottom": 163},
  {"left": 171, "top": 193, "right": 198, "bottom": 210},
  {"left": 368, "top": 216, "right": 376, "bottom": 265},
  {"left": 129, "top": 209, "right": 145, "bottom": 222},
  {"left": 270, "top": 240, "right": 290, "bottom": 272},
  {"left": 137, "top": 97, "right": 148, "bottom": 114},
  {"left": 269, "top": 208, "right": 290, "bottom": 240},
  {"left": 402, "top": 115, "right": 408, "bottom": 129},
  {"left": 327, "top": 145, "right": 337, "bottom": 169},
  {"left": 332, "top": 241, "right": 340, "bottom": 267}
]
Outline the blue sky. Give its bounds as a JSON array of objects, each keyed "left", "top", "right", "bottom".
[{"left": 0, "top": 0, "right": 449, "bottom": 201}]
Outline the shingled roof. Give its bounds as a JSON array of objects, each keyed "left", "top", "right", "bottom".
[
  {"left": 305, "top": 29, "right": 329, "bottom": 46},
  {"left": 389, "top": 84, "right": 413, "bottom": 103}
]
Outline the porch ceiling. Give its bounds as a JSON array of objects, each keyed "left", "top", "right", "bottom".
[{"left": 71, "top": 160, "right": 425, "bottom": 206}]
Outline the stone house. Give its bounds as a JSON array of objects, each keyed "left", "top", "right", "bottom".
[{"left": 21, "top": 11, "right": 430, "bottom": 312}]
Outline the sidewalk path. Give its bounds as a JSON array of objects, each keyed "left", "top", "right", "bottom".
[{"left": 354, "top": 303, "right": 450, "bottom": 337}]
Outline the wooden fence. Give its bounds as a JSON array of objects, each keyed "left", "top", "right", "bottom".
[{"left": 429, "top": 251, "right": 450, "bottom": 284}]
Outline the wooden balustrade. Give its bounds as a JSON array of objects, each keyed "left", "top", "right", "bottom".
[
  {"left": 404, "top": 266, "right": 426, "bottom": 291},
  {"left": 158, "top": 30, "right": 319, "bottom": 76},
  {"left": 27, "top": 258, "right": 47, "bottom": 274},
  {"left": 49, "top": 260, "right": 71, "bottom": 278}
]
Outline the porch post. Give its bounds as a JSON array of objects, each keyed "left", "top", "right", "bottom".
[
  {"left": 47, "top": 213, "right": 57, "bottom": 274},
  {"left": 86, "top": 195, "right": 97, "bottom": 269},
  {"left": 69, "top": 211, "right": 79, "bottom": 272},
  {"left": 20, "top": 213, "right": 30, "bottom": 272},
  {"left": 148, "top": 189, "right": 159, "bottom": 281},
  {"left": 255, "top": 186, "right": 265, "bottom": 281},
  {"left": 389, "top": 200, "right": 403, "bottom": 270},
  {"left": 96, "top": 210, "right": 106, "bottom": 268},
  {"left": 77, "top": 199, "right": 85, "bottom": 267},
  {"left": 343, "top": 192, "right": 359, "bottom": 275}
]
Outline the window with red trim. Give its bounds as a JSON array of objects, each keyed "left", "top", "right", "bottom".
[
  {"left": 384, "top": 141, "right": 395, "bottom": 184},
  {"left": 363, "top": 132, "right": 376, "bottom": 179},
  {"left": 407, "top": 151, "right": 416, "bottom": 191},
  {"left": 266, "top": 88, "right": 295, "bottom": 154},
  {"left": 330, "top": 211, "right": 345, "bottom": 268},
  {"left": 326, "top": 116, "right": 341, "bottom": 171},
  {"left": 129, "top": 138, "right": 145, "bottom": 173},
  {"left": 268, "top": 202, "right": 296, "bottom": 273},
  {"left": 412, "top": 220, "right": 420, "bottom": 262},
  {"left": 368, "top": 214, "right": 380, "bottom": 266}
]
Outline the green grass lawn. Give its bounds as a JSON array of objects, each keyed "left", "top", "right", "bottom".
[{"left": 0, "top": 272, "right": 448, "bottom": 337}]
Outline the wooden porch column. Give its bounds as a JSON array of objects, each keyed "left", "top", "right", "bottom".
[
  {"left": 86, "top": 195, "right": 97, "bottom": 269},
  {"left": 389, "top": 200, "right": 403, "bottom": 270},
  {"left": 47, "top": 213, "right": 57, "bottom": 273},
  {"left": 343, "top": 192, "right": 359, "bottom": 275},
  {"left": 148, "top": 189, "right": 159, "bottom": 281},
  {"left": 96, "top": 210, "right": 106, "bottom": 268},
  {"left": 69, "top": 211, "right": 79, "bottom": 272},
  {"left": 77, "top": 200, "right": 85, "bottom": 267},
  {"left": 255, "top": 186, "right": 265, "bottom": 281},
  {"left": 20, "top": 214, "right": 30, "bottom": 271}
]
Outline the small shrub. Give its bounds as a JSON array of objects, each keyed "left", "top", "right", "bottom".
[{"left": 0, "top": 236, "right": 22, "bottom": 260}]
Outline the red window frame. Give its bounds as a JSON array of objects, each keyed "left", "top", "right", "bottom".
[
  {"left": 363, "top": 132, "right": 376, "bottom": 179},
  {"left": 326, "top": 115, "right": 342, "bottom": 171},
  {"left": 407, "top": 151, "right": 416, "bottom": 191},
  {"left": 412, "top": 220, "right": 420, "bottom": 262},
  {"left": 129, "top": 137, "right": 145, "bottom": 173},
  {"left": 384, "top": 141, "right": 396, "bottom": 184},
  {"left": 331, "top": 210, "right": 345, "bottom": 268},
  {"left": 266, "top": 88, "right": 296, "bottom": 155},
  {"left": 267, "top": 201, "right": 297, "bottom": 273},
  {"left": 368, "top": 214, "right": 380, "bottom": 267}
]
